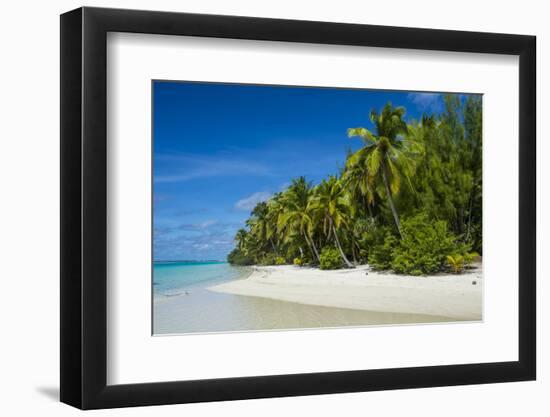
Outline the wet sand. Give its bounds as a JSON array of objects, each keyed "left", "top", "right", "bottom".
[
  {"left": 153, "top": 284, "right": 454, "bottom": 335},
  {"left": 209, "top": 264, "right": 482, "bottom": 321},
  {"left": 154, "top": 264, "right": 482, "bottom": 335}
]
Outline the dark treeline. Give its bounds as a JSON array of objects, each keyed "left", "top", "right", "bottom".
[{"left": 228, "top": 96, "right": 482, "bottom": 275}]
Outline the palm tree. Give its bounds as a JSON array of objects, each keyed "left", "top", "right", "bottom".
[
  {"left": 266, "top": 193, "right": 286, "bottom": 255},
  {"left": 234, "top": 228, "right": 248, "bottom": 252},
  {"left": 312, "top": 176, "right": 354, "bottom": 268},
  {"left": 342, "top": 152, "right": 375, "bottom": 219},
  {"left": 249, "top": 201, "right": 277, "bottom": 254},
  {"left": 280, "top": 177, "right": 321, "bottom": 263},
  {"left": 347, "top": 102, "right": 416, "bottom": 238}
]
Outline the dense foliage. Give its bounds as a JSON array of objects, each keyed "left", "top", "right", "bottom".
[
  {"left": 227, "top": 248, "right": 254, "bottom": 266},
  {"left": 386, "top": 213, "right": 470, "bottom": 275},
  {"left": 319, "top": 247, "right": 344, "bottom": 270},
  {"left": 228, "top": 97, "right": 482, "bottom": 275}
]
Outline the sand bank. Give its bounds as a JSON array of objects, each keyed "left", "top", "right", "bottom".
[{"left": 209, "top": 264, "right": 482, "bottom": 320}]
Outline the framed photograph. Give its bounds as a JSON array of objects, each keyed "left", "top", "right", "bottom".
[{"left": 60, "top": 6, "right": 536, "bottom": 409}]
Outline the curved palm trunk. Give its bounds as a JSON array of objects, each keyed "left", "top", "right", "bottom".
[
  {"left": 269, "top": 238, "right": 278, "bottom": 255},
  {"left": 304, "top": 231, "right": 320, "bottom": 262},
  {"left": 310, "top": 235, "right": 320, "bottom": 262},
  {"left": 363, "top": 195, "right": 374, "bottom": 220},
  {"left": 351, "top": 241, "right": 358, "bottom": 264},
  {"left": 323, "top": 218, "right": 331, "bottom": 245},
  {"left": 329, "top": 218, "right": 354, "bottom": 268},
  {"left": 381, "top": 163, "right": 403, "bottom": 238}
]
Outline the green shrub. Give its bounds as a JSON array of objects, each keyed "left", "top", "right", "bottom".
[
  {"left": 293, "top": 257, "right": 303, "bottom": 266},
  {"left": 446, "top": 254, "right": 465, "bottom": 274},
  {"left": 358, "top": 223, "right": 390, "bottom": 263},
  {"left": 319, "top": 247, "right": 343, "bottom": 270},
  {"left": 448, "top": 252, "right": 479, "bottom": 273},
  {"left": 258, "top": 253, "right": 278, "bottom": 266},
  {"left": 464, "top": 252, "right": 480, "bottom": 266},
  {"left": 368, "top": 233, "right": 398, "bottom": 270},
  {"left": 257, "top": 254, "right": 287, "bottom": 265},
  {"left": 227, "top": 248, "right": 254, "bottom": 266},
  {"left": 390, "top": 213, "right": 470, "bottom": 275}
]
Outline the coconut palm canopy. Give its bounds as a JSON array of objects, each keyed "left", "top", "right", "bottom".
[{"left": 153, "top": 82, "right": 481, "bottom": 273}]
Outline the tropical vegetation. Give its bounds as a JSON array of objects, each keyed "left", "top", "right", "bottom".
[{"left": 227, "top": 96, "right": 482, "bottom": 275}]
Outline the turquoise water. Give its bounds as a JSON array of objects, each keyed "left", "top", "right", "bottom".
[
  {"left": 152, "top": 261, "right": 454, "bottom": 335},
  {"left": 153, "top": 261, "right": 249, "bottom": 296}
]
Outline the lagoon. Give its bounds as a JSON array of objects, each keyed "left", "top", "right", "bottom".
[{"left": 153, "top": 261, "right": 458, "bottom": 335}]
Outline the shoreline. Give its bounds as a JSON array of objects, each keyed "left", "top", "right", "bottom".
[{"left": 209, "top": 264, "right": 482, "bottom": 320}]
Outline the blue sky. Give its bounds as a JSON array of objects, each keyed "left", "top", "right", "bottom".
[{"left": 153, "top": 81, "right": 449, "bottom": 261}]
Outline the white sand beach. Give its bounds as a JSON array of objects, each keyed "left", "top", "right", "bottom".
[{"left": 209, "top": 264, "right": 483, "bottom": 321}]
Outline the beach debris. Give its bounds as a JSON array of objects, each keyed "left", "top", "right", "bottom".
[
  {"left": 472, "top": 281, "right": 477, "bottom": 285},
  {"left": 164, "top": 292, "right": 181, "bottom": 297}
]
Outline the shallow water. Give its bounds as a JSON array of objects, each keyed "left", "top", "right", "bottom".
[
  {"left": 153, "top": 261, "right": 249, "bottom": 295},
  {"left": 153, "top": 262, "right": 453, "bottom": 335}
]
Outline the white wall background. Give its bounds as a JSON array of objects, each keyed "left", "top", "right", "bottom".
[{"left": 0, "top": 1, "right": 545, "bottom": 416}]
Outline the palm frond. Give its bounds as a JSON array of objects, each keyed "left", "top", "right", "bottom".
[
  {"left": 386, "top": 159, "right": 401, "bottom": 195},
  {"left": 367, "top": 147, "right": 382, "bottom": 177},
  {"left": 347, "top": 127, "right": 377, "bottom": 146}
]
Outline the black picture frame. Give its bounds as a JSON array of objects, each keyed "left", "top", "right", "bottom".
[{"left": 60, "top": 6, "right": 536, "bottom": 410}]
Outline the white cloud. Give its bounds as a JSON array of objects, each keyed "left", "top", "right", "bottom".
[
  {"left": 279, "top": 182, "right": 291, "bottom": 191},
  {"left": 154, "top": 153, "right": 272, "bottom": 183},
  {"left": 198, "top": 220, "right": 217, "bottom": 228},
  {"left": 407, "top": 92, "right": 443, "bottom": 113},
  {"left": 234, "top": 191, "right": 272, "bottom": 211},
  {"left": 178, "top": 220, "right": 218, "bottom": 231},
  {"left": 192, "top": 243, "right": 211, "bottom": 251}
]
